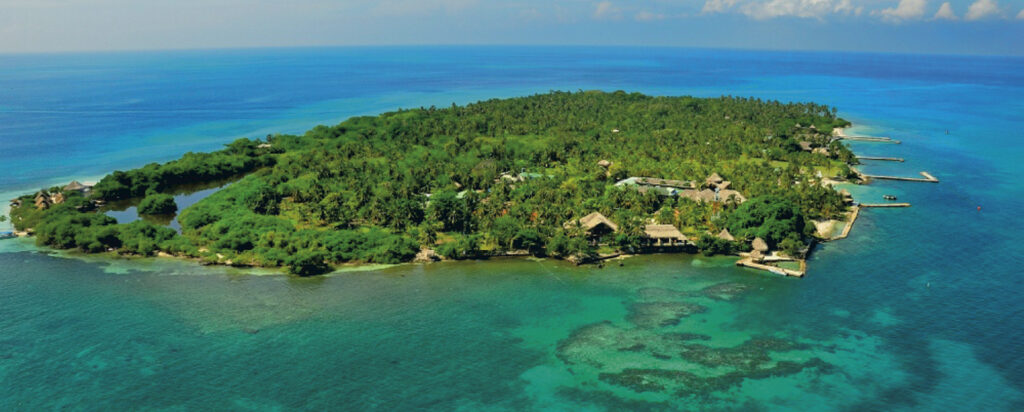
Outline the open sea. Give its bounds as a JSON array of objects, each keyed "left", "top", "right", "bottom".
[{"left": 1, "top": 47, "right": 1022, "bottom": 411}]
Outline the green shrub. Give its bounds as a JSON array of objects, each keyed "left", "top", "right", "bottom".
[{"left": 138, "top": 194, "right": 177, "bottom": 215}]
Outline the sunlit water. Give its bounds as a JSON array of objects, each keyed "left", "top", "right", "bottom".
[{"left": 1, "top": 47, "right": 1022, "bottom": 410}]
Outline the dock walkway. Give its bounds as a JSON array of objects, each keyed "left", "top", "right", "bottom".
[
  {"left": 860, "top": 203, "right": 911, "bottom": 208},
  {"left": 856, "top": 156, "right": 904, "bottom": 162},
  {"left": 736, "top": 257, "right": 805, "bottom": 277},
  {"left": 863, "top": 171, "right": 938, "bottom": 183},
  {"left": 841, "top": 136, "right": 901, "bottom": 144}
]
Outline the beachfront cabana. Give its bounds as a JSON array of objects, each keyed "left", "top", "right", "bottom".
[
  {"left": 643, "top": 224, "right": 687, "bottom": 247},
  {"left": 564, "top": 212, "right": 618, "bottom": 241},
  {"left": 752, "top": 237, "right": 769, "bottom": 253},
  {"left": 717, "top": 228, "right": 735, "bottom": 241}
]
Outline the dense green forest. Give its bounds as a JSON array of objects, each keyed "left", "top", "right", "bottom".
[{"left": 9, "top": 91, "right": 854, "bottom": 275}]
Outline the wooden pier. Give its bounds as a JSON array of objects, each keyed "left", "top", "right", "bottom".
[
  {"left": 856, "top": 156, "right": 904, "bottom": 162},
  {"left": 863, "top": 171, "right": 939, "bottom": 183},
  {"left": 841, "top": 136, "right": 901, "bottom": 144},
  {"left": 828, "top": 206, "right": 860, "bottom": 241},
  {"left": 736, "top": 257, "right": 805, "bottom": 277},
  {"left": 860, "top": 203, "right": 911, "bottom": 208}
]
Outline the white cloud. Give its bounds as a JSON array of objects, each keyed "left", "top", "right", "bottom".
[
  {"left": 965, "top": 0, "right": 1000, "bottom": 20},
  {"left": 1017, "top": 9, "right": 1024, "bottom": 19},
  {"left": 593, "top": 1, "right": 622, "bottom": 19},
  {"left": 877, "top": 0, "right": 928, "bottom": 22},
  {"left": 702, "top": 0, "right": 740, "bottom": 14},
  {"left": 635, "top": 10, "right": 667, "bottom": 21},
  {"left": 833, "top": 0, "right": 863, "bottom": 16},
  {"left": 702, "top": 0, "right": 866, "bottom": 20},
  {"left": 741, "top": 0, "right": 841, "bottom": 20},
  {"left": 934, "top": 2, "right": 957, "bottom": 20}
]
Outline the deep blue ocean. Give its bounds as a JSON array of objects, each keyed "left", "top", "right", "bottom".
[{"left": 1, "top": 47, "right": 1022, "bottom": 410}]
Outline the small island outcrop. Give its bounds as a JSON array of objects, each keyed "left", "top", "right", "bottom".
[{"left": 7, "top": 91, "right": 857, "bottom": 276}]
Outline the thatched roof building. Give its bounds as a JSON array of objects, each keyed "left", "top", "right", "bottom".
[
  {"left": 750, "top": 250, "right": 765, "bottom": 263},
  {"left": 717, "top": 228, "right": 735, "bottom": 241},
  {"left": 798, "top": 141, "right": 814, "bottom": 152},
  {"left": 34, "top": 193, "right": 50, "bottom": 210},
  {"left": 564, "top": 212, "right": 618, "bottom": 234},
  {"left": 643, "top": 224, "right": 687, "bottom": 247},
  {"left": 752, "top": 237, "right": 769, "bottom": 252},
  {"left": 616, "top": 177, "right": 694, "bottom": 190},
  {"left": 718, "top": 189, "right": 747, "bottom": 203},
  {"left": 705, "top": 172, "right": 724, "bottom": 187},
  {"left": 63, "top": 181, "right": 89, "bottom": 193},
  {"left": 679, "top": 188, "right": 746, "bottom": 204},
  {"left": 597, "top": 160, "right": 612, "bottom": 168}
]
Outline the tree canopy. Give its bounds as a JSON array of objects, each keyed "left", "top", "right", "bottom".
[{"left": 10, "top": 91, "right": 854, "bottom": 273}]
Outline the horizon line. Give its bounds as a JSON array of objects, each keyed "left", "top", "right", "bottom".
[{"left": 1, "top": 43, "right": 1022, "bottom": 59}]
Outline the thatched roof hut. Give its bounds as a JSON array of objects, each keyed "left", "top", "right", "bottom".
[
  {"left": 717, "top": 228, "right": 735, "bottom": 241},
  {"left": 63, "top": 181, "right": 88, "bottom": 192},
  {"left": 597, "top": 160, "right": 612, "bottom": 168},
  {"left": 705, "top": 172, "right": 724, "bottom": 186},
  {"left": 750, "top": 250, "right": 765, "bottom": 263},
  {"left": 50, "top": 192, "right": 65, "bottom": 205},
  {"left": 752, "top": 237, "right": 769, "bottom": 252},
  {"left": 644, "top": 224, "right": 687, "bottom": 241},
  {"left": 34, "top": 195, "right": 50, "bottom": 210},
  {"left": 718, "top": 189, "right": 747, "bottom": 204},
  {"left": 644, "top": 224, "right": 687, "bottom": 247},
  {"left": 717, "top": 181, "right": 731, "bottom": 190},
  {"left": 798, "top": 141, "right": 814, "bottom": 152},
  {"left": 564, "top": 212, "right": 618, "bottom": 234}
]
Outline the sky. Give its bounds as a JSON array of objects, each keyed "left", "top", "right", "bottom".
[{"left": 1, "top": 0, "right": 1022, "bottom": 55}]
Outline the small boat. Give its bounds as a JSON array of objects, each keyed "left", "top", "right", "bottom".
[
  {"left": 769, "top": 267, "right": 787, "bottom": 276},
  {"left": 883, "top": 195, "right": 897, "bottom": 201},
  {"left": 0, "top": 231, "right": 15, "bottom": 240}
]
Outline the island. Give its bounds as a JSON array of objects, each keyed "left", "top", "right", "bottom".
[{"left": 7, "top": 91, "right": 858, "bottom": 276}]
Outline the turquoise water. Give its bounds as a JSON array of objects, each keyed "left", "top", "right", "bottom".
[{"left": 1, "top": 47, "right": 1023, "bottom": 410}]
